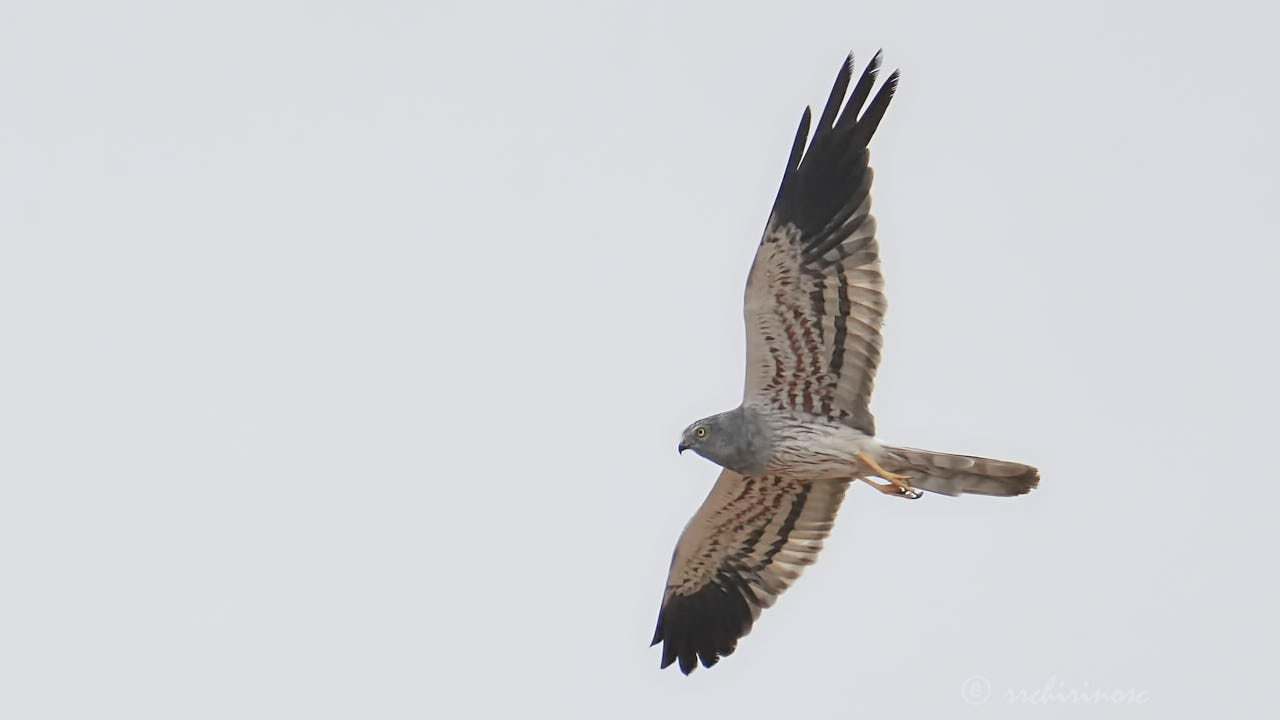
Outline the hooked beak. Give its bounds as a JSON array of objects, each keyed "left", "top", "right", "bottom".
[{"left": 677, "top": 441, "right": 689, "bottom": 454}]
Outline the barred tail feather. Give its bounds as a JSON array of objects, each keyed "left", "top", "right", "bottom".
[{"left": 879, "top": 445, "right": 1039, "bottom": 497}]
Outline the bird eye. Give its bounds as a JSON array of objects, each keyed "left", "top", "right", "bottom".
[{"left": 695, "top": 427, "right": 707, "bottom": 438}]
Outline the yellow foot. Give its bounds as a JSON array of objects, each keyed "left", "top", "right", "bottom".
[
  {"left": 858, "top": 476, "right": 922, "bottom": 500},
  {"left": 856, "top": 451, "right": 913, "bottom": 482}
]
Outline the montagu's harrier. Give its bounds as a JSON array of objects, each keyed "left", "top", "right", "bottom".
[{"left": 652, "top": 52, "right": 1039, "bottom": 675}]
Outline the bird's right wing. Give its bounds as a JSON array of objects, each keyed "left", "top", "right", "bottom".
[{"left": 651, "top": 470, "right": 849, "bottom": 674}]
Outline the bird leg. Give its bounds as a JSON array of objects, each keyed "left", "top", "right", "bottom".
[
  {"left": 856, "top": 451, "right": 912, "bottom": 482},
  {"left": 855, "top": 452, "right": 921, "bottom": 499},
  {"left": 858, "top": 476, "right": 922, "bottom": 500}
]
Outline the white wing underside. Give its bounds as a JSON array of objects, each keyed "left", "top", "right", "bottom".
[
  {"left": 743, "top": 213, "right": 885, "bottom": 434},
  {"left": 652, "top": 470, "right": 848, "bottom": 674},
  {"left": 738, "top": 55, "right": 898, "bottom": 436}
]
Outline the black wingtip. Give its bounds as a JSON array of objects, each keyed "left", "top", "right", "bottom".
[
  {"left": 848, "top": 66, "right": 900, "bottom": 147},
  {"left": 884, "top": 67, "right": 901, "bottom": 93},
  {"left": 652, "top": 578, "right": 756, "bottom": 675},
  {"left": 770, "top": 106, "right": 812, "bottom": 211},
  {"left": 836, "top": 51, "right": 886, "bottom": 134},
  {"left": 817, "top": 56, "right": 856, "bottom": 132},
  {"left": 793, "top": 107, "right": 812, "bottom": 171},
  {"left": 767, "top": 51, "right": 899, "bottom": 240}
]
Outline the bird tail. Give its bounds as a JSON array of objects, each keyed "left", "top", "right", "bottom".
[{"left": 878, "top": 445, "right": 1039, "bottom": 497}]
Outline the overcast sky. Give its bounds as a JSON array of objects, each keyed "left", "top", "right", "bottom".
[{"left": 3, "top": 1, "right": 1278, "bottom": 717}]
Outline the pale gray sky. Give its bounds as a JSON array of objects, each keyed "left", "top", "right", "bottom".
[{"left": 2, "top": 1, "right": 1278, "bottom": 717}]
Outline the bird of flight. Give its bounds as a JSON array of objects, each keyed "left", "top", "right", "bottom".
[{"left": 652, "top": 51, "right": 1040, "bottom": 675}]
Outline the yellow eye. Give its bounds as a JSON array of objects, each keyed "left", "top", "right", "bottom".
[{"left": 695, "top": 427, "right": 707, "bottom": 438}]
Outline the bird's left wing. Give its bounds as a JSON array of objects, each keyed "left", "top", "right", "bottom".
[
  {"left": 742, "top": 53, "right": 899, "bottom": 435},
  {"left": 651, "top": 470, "right": 849, "bottom": 674}
]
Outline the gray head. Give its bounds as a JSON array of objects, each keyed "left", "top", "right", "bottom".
[{"left": 677, "top": 406, "right": 770, "bottom": 475}]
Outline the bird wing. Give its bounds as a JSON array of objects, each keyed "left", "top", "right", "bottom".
[
  {"left": 651, "top": 470, "right": 849, "bottom": 674},
  {"left": 742, "top": 53, "right": 898, "bottom": 435}
]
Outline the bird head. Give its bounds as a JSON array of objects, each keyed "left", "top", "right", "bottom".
[
  {"left": 677, "top": 420, "right": 713, "bottom": 455},
  {"left": 678, "top": 408, "right": 765, "bottom": 474}
]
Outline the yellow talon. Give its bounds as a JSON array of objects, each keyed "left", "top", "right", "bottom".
[{"left": 858, "top": 475, "right": 922, "bottom": 500}]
